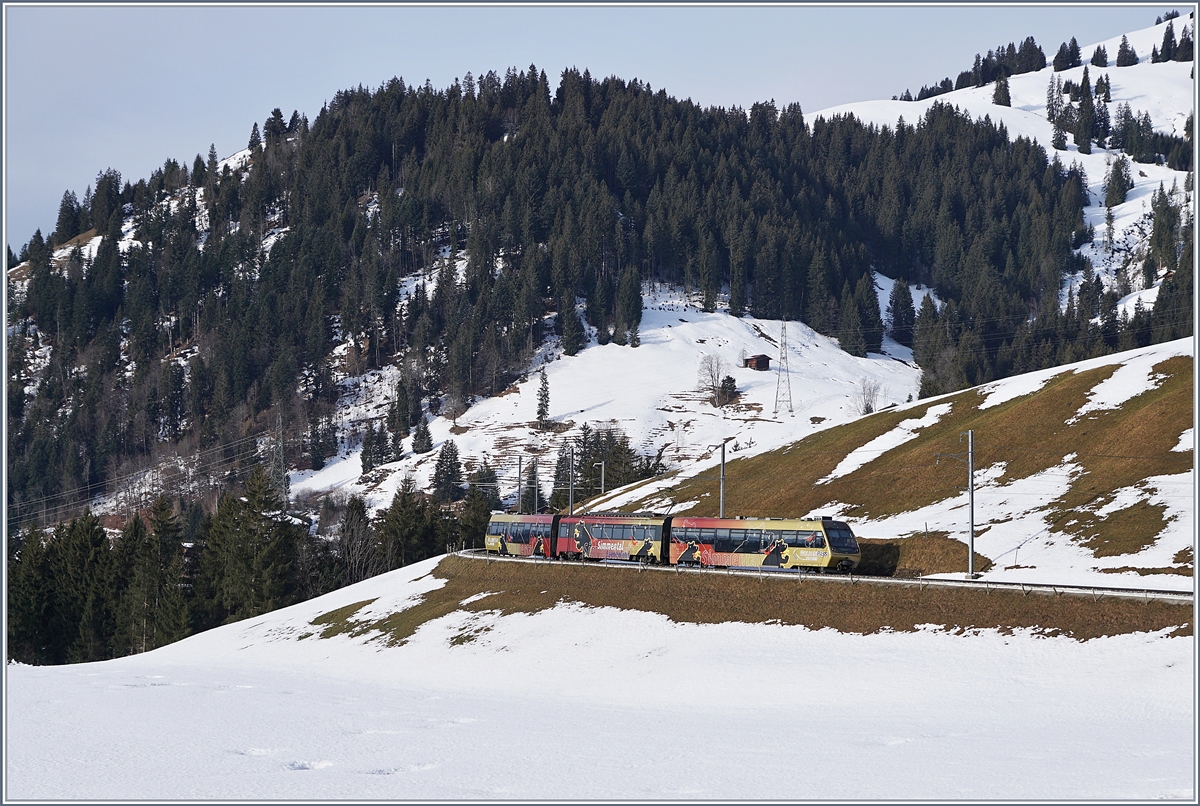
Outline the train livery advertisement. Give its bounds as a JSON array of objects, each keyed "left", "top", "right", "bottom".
[{"left": 484, "top": 512, "right": 860, "bottom": 573}]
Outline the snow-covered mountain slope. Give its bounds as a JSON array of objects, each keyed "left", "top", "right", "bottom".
[
  {"left": 290, "top": 281, "right": 927, "bottom": 513},
  {"left": 5, "top": 554, "right": 1193, "bottom": 800},
  {"left": 613, "top": 336, "right": 1195, "bottom": 592},
  {"left": 813, "top": 17, "right": 1194, "bottom": 316}
]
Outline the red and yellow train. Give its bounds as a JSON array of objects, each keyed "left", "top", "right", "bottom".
[{"left": 484, "top": 512, "right": 860, "bottom": 572}]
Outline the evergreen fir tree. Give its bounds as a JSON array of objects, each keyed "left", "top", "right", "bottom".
[
  {"left": 856, "top": 273, "right": 884, "bottom": 353},
  {"left": 912, "top": 295, "right": 940, "bottom": 369},
  {"left": 412, "top": 416, "right": 433, "bottom": 454},
  {"left": 460, "top": 486, "right": 493, "bottom": 548},
  {"left": 1068, "top": 37, "right": 1081, "bottom": 67},
  {"left": 536, "top": 367, "right": 550, "bottom": 429},
  {"left": 886, "top": 279, "right": 916, "bottom": 346},
  {"left": 1160, "top": 20, "right": 1177, "bottom": 62},
  {"left": 1053, "top": 41, "right": 1072, "bottom": 71},
  {"left": 805, "top": 247, "right": 833, "bottom": 334},
  {"left": 838, "top": 286, "right": 867, "bottom": 358},
  {"left": 55, "top": 190, "right": 81, "bottom": 244},
  {"left": 1052, "top": 120, "right": 1068, "bottom": 150},
  {"left": 1091, "top": 44, "right": 1108, "bottom": 67},
  {"left": 1174, "top": 24, "right": 1193, "bottom": 61},
  {"left": 548, "top": 445, "right": 574, "bottom": 511},
  {"left": 468, "top": 464, "right": 502, "bottom": 510},
  {"left": 1116, "top": 35, "right": 1139, "bottom": 66},
  {"left": 1105, "top": 155, "right": 1133, "bottom": 207},
  {"left": 614, "top": 264, "right": 643, "bottom": 340},
  {"left": 155, "top": 546, "right": 190, "bottom": 647},
  {"left": 1046, "top": 74, "right": 1064, "bottom": 126},
  {"left": 718, "top": 375, "right": 737, "bottom": 406},
  {"left": 432, "top": 440, "right": 464, "bottom": 502},
  {"left": 520, "top": 461, "right": 545, "bottom": 513},
  {"left": 7, "top": 527, "right": 52, "bottom": 664},
  {"left": 1074, "top": 66, "right": 1094, "bottom": 153},
  {"left": 361, "top": 423, "right": 377, "bottom": 473},
  {"left": 992, "top": 73, "right": 1011, "bottom": 106},
  {"left": 561, "top": 296, "right": 586, "bottom": 356}
]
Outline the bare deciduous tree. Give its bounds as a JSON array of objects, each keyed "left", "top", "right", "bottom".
[
  {"left": 858, "top": 377, "right": 883, "bottom": 415},
  {"left": 698, "top": 354, "right": 728, "bottom": 407}
]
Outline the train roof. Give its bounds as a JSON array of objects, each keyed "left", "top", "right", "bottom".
[{"left": 669, "top": 516, "right": 849, "bottom": 529}]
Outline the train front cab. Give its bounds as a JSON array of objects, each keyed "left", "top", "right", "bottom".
[
  {"left": 820, "top": 518, "right": 861, "bottom": 572},
  {"left": 484, "top": 514, "right": 557, "bottom": 557}
]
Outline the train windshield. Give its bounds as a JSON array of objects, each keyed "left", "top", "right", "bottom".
[{"left": 824, "top": 523, "right": 859, "bottom": 554}]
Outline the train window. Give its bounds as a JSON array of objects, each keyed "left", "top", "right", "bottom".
[
  {"left": 699, "top": 528, "right": 716, "bottom": 543},
  {"left": 488, "top": 522, "right": 501, "bottom": 536},
  {"left": 740, "top": 533, "right": 761, "bottom": 552},
  {"left": 778, "top": 530, "right": 799, "bottom": 547},
  {"left": 800, "top": 531, "right": 825, "bottom": 548},
  {"left": 714, "top": 530, "right": 734, "bottom": 553},
  {"left": 825, "top": 523, "right": 858, "bottom": 553},
  {"left": 632, "top": 526, "right": 646, "bottom": 541}
]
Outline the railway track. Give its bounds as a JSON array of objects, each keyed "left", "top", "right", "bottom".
[{"left": 456, "top": 549, "right": 1195, "bottom": 606}]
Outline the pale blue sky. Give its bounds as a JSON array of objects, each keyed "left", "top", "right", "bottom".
[{"left": 4, "top": 3, "right": 1163, "bottom": 251}]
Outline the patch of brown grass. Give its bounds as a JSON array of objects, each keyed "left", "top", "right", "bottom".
[
  {"left": 661, "top": 403, "right": 942, "bottom": 519},
  {"left": 1072, "top": 501, "right": 1170, "bottom": 557},
  {"left": 858, "top": 535, "right": 993, "bottom": 577},
  {"left": 1100, "top": 566, "right": 1193, "bottom": 577},
  {"left": 1041, "top": 357, "right": 1193, "bottom": 554},
  {"left": 310, "top": 599, "right": 377, "bottom": 638},
  {"left": 324, "top": 556, "right": 1190, "bottom": 645}
]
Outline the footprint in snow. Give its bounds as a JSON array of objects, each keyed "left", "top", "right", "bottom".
[{"left": 285, "top": 760, "right": 334, "bottom": 771}]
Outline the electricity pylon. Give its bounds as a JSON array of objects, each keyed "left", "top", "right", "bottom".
[{"left": 773, "top": 320, "right": 793, "bottom": 417}]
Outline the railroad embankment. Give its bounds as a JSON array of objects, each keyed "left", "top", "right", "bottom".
[{"left": 311, "top": 555, "right": 1192, "bottom": 646}]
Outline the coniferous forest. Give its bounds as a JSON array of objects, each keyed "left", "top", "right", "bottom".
[{"left": 6, "top": 57, "right": 1194, "bottom": 664}]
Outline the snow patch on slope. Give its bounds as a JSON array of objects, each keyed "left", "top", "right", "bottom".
[{"left": 818, "top": 402, "right": 952, "bottom": 484}]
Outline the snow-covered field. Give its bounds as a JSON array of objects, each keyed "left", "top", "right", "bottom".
[{"left": 5, "top": 556, "right": 1194, "bottom": 801}]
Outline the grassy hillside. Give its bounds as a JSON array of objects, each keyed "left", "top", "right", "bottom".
[
  {"left": 308, "top": 556, "right": 1191, "bottom": 644},
  {"left": 618, "top": 353, "right": 1193, "bottom": 571}
]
